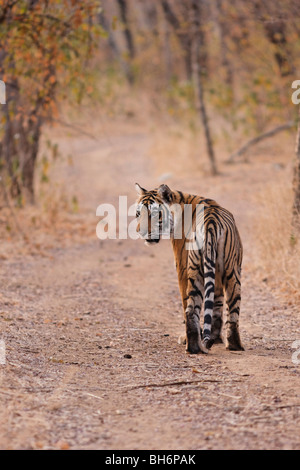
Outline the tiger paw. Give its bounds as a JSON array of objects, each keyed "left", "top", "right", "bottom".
[
  {"left": 178, "top": 334, "right": 186, "bottom": 345},
  {"left": 186, "top": 340, "right": 208, "bottom": 355}
]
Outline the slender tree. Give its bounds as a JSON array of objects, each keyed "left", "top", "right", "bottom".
[
  {"left": 116, "top": 0, "right": 135, "bottom": 83},
  {"left": 215, "top": 0, "right": 234, "bottom": 89},
  {"left": 161, "top": 0, "right": 193, "bottom": 80},
  {"left": 293, "top": 106, "right": 300, "bottom": 232},
  {"left": 189, "top": 0, "right": 217, "bottom": 175}
]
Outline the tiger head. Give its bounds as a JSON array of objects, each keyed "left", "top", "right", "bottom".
[{"left": 135, "top": 183, "right": 174, "bottom": 245}]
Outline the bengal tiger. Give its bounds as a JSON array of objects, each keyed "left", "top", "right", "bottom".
[{"left": 135, "top": 183, "right": 244, "bottom": 354}]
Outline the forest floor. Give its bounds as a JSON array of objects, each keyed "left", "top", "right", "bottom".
[{"left": 0, "top": 118, "right": 299, "bottom": 450}]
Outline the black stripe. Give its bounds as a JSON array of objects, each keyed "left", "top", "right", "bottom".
[
  {"left": 205, "top": 281, "right": 215, "bottom": 298},
  {"left": 178, "top": 191, "right": 184, "bottom": 203},
  {"left": 204, "top": 300, "right": 214, "bottom": 311},
  {"left": 205, "top": 281, "right": 214, "bottom": 291},
  {"left": 228, "top": 295, "right": 241, "bottom": 311},
  {"left": 204, "top": 271, "right": 215, "bottom": 279},
  {"left": 205, "top": 257, "right": 216, "bottom": 269}
]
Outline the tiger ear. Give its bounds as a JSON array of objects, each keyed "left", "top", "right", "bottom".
[
  {"left": 135, "top": 183, "right": 147, "bottom": 196},
  {"left": 158, "top": 184, "right": 173, "bottom": 203}
]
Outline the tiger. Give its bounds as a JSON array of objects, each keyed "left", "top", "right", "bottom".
[{"left": 135, "top": 182, "right": 244, "bottom": 354}]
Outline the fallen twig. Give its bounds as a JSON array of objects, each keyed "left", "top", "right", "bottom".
[
  {"left": 125, "top": 378, "right": 223, "bottom": 391},
  {"left": 275, "top": 404, "right": 300, "bottom": 409},
  {"left": 85, "top": 392, "right": 104, "bottom": 400},
  {"left": 226, "top": 121, "right": 295, "bottom": 163}
]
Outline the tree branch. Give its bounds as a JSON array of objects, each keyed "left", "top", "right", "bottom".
[{"left": 226, "top": 122, "right": 295, "bottom": 163}]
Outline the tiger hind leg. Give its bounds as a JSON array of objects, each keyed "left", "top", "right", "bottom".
[
  {"left": 205, "top": 284, "right": 224, "bottom": 349},
  {"left": 225, "top": 271, "right": 244, "bottom": 351}
]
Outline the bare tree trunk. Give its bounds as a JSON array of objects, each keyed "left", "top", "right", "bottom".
[
  {"left": 1, "top": 93, "right": 42, "bottom": 203},
  {"left": 138, "top": 0, "right": 158, "bottom": 33},
  {"left": 292, "top": 107, "right": 300, "bottom": 232},
  {"left": 98, "top": 9, "right": 120, "bottom": 57},
  {"left": 117, "top": 0, "right": 135, "bottom": 58},
  {"left": 18, "top": 116, "right": 42, "bottom": 203},
  {"left": 161, "top": 0, "right": 193, "bottom": 80},
  {"left": 190, "top": 0, "right": 217, "bottom": 175},
  {"left": 215, "top": 0, "right": 234, "bottom": 89},
  {"left": 116, "top": 0, "right": 135, "bottom": 84},
  {"left": 161, "top": 6, "right": 172, "bottom": 83},
  {"left": 0, "top": 54, "right": 46, "bottom": 203},
  {"left": 98, "top": 9, "right": 133, "bottom": 83},
  {"left": 1, "top": 74, "right": 22, "bottom": 198}
]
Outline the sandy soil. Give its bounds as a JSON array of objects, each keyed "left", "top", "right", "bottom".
[{"left": 0, "top": 123, "right": 299, "bottom": 450}]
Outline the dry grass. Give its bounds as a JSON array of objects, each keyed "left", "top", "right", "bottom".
[
  {"left": 150, "top": 122, "right": 223, "bottom": 181},
  {"left": 252, "top": 170, "right": 300, "bottom": 301},
  {"left": 0, "top": 201, "right": 95, "bottom": 260},
  {"left": 0, "top": 143, "right": 95, "bottom": 260}
]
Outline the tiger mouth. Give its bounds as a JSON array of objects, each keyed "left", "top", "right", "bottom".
[{"left": 145, "top": 239, "right": 160, "bottom": 245}]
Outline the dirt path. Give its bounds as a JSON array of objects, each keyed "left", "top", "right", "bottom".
[{"left": 0, "top": 126, "right": 299, "bottom": 450}]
